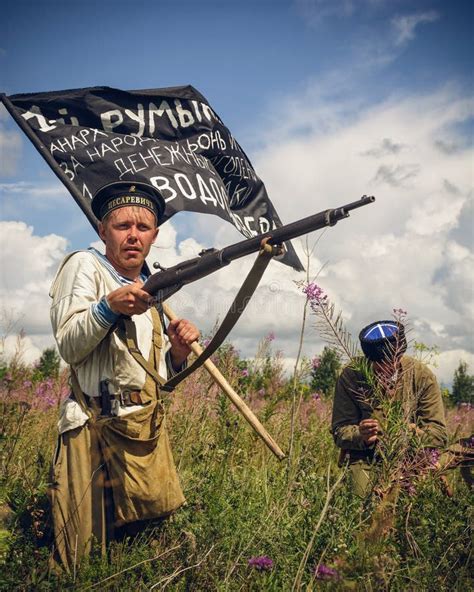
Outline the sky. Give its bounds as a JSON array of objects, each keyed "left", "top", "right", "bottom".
[{"left": 0, "top": 0, "right": 473, "bottom": 386}]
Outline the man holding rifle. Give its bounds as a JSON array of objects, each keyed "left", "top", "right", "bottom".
[{"left": 49, "top": 182, "right": 199, "bottom": 571}]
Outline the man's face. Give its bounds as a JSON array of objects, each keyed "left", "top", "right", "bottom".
[
  {"left": 98, "top": 206, "right": 158, "bottom": 277},
  {"left": 372, "top": 355, "right": 402, "bottom": 380}
]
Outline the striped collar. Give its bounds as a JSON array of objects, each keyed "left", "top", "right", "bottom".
[{"left": 88, "top": 247, "right": 149, "bottom": 285}]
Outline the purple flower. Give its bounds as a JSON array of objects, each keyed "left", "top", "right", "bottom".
[
  {"left": 4, "top": 373, "right": 13, "bottom": 382},
  {"left": 42, "top": 395, "right": 56, "bottom": 408},
  {"left": 302, "top": 283, "right": 328, "bottom": 307},
  {"left": 241, "top": 369, "right": 249, "bottom": 377},
  {"left": 314, "top": 564, "right": 339, "bottom": 580},
  {"left": 248, "top": 555, "right": 273, "bottom": 571},
  {"left": 23, "top": 380, "right": 33, "bottom": 388},
  {"left": 311, "top": 356, "right": 321, "bottom": 370},
  {"left": 34, "top": 379, "right": 57, "bottom": 409},
  {"left": 203, "top": 338, "right": 211, "bottom": 348},
  {"left": 266, "top": 331, "right": 275, "bottom": 342},
  {"left": 423, "top": 448, "right": 440, "bottom": 468},
  {"left": 257, "top": 388, "right": 265, "bottom": 397},
  {"left": 312, "top": 393, "right": 321, "bottom": 401}
]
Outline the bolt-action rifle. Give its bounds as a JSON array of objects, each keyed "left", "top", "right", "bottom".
[
  {"left": 139, "top": 195, "right": 376, "bottom": 460},
  {"left": 143, "top": 195, "right": 375, "bottom": 300}
]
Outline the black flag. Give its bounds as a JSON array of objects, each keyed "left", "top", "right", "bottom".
[{"left": 3, "top": 85, "right": 303, "bottom": 271}]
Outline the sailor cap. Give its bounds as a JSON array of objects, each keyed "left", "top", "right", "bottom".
[{"left": 91, "top": 182, "right": 165, "bottom": 222}]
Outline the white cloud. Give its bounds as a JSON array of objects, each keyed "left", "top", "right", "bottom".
[
  {"left": 0, "top": 84, "right": 472, "bottom": 390},
  {"left": 292, "top": 3, "right": 440, "bottom": 76},
  {"left": 0, "top": 181, "right": 73, "bottom": 217},
  {"left": 1, "top": 334, "right": 43, "bottom": 367},
  {"left": 391, "top": 11, "right": 439, "bottom": 46},
  {"left": 245, "top": 84, "right": 474, "bottom": 385},
  {"left": 0, "top": 222, "right": 68, "bottom": 362},
  {"left": 436, "top": 350, "right": 474, "bottom": 387},
  {"left": 0, "top": 181, "right": 67, "bottom": 197}
]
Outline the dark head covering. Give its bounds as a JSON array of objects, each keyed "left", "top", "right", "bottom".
[
  {"left": 91, "top": 182, "right": 165, "bottom": 223},
  {"left": 359, "top": 320, "right": 407, "bottom": 362}
]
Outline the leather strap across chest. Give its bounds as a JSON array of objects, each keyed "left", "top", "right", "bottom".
[
  {"left": 117, "top": 244, "right": 278, "bottom": 392},
  {"left": 116, "top": 307, "right": 168, "bottom": 389}
]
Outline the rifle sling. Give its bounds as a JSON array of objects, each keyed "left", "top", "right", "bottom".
[
  {"left": 116, "top": 245, "right": 276, "bottom": 392},
  {"left": 165, "top": 245, "right": 276, "bottom": 389},
  {"left": 116, "top": 316, "right": 169, "bottom": 390}
]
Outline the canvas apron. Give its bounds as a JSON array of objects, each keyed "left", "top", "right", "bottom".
[
  {"left": 92, "top": 307, "right": 185, "bottom": 525},
  {"left": 51, "top": 308, "right": 184, "bottom": 570}
]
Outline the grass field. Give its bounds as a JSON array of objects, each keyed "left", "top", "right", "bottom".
[{"left": 0, "top": 337, "right": 472, "bottom": 591}]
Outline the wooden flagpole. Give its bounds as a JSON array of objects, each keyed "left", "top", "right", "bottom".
[{"left": 162, "top": 303, "right": 286, "bottom": 460}]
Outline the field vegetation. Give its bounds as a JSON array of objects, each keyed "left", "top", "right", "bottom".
[{"left": 0, "top": 296, "right": 472, "bottom": 590}]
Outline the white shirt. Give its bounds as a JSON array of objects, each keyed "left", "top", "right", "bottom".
[{"left": 50, "top": 249, "right": 170, "bottom": 433}]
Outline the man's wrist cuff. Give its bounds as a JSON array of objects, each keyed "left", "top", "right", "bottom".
[
  {"left": 166, "top": 350, "right": 187, "bottom": 376},
  {"left": 91, "top": 296, "right": 121, "bottom": 328}
]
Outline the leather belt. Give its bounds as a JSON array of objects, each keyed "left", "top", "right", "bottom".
[
  {"left": 81, "top": 390, "right": 144, "bottom": 407},
  {"left": 116, "top": 390, "right": 144, "bottom": 406}
]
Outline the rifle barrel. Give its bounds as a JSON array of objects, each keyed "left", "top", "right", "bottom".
[
  {"left": 222, "top": 195, "right": 375, "bottom": 263},
  {"left": 144, "top": 195, "right": 375, "bottom": 296},
  {"left": 339, "top": 195, "right": 376, "bottom": 213}
]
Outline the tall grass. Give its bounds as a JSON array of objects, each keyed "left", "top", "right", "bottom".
[{"left": 0, "top": 338, "right": 472, "bottom": 591}]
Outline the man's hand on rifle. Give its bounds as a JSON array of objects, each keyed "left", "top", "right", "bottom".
[
  {"left": 168, "top": 318, "right": 200, "bottom": 369},
  {"left": 107, "top": 282, "right": 153, "bottom": 316}
]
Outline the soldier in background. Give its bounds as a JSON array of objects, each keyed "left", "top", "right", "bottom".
[{"left": 331, "top": 320, "right": 448, "bottom": 496}]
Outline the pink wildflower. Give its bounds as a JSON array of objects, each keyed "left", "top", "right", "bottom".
[
  {"left": 35, "top": 380, "right": 57, "bottom": 409},
  {"left": 303, "top": 282, "right": 326, "bottom": 301},
  {"left": 423, "top": 448, "right": 440, "bottom": 468},
  {"left": 314, "top": 564, "right": 339, "bottom": 580},
  {"left": 302, "top": 283, "right": 328, "bottom": 310},
  {"left": 248, "top": 556, "right": 273, "bottom": 571}
]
